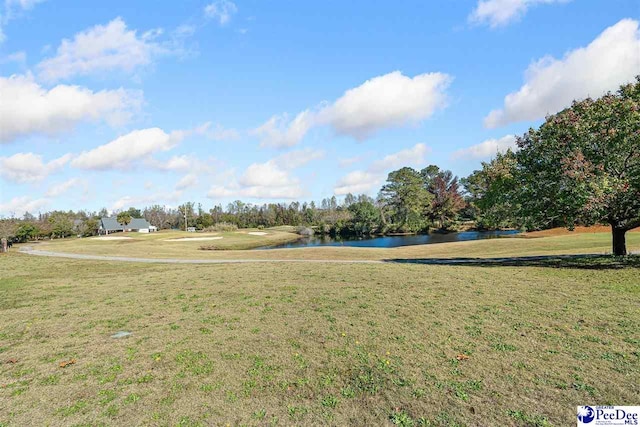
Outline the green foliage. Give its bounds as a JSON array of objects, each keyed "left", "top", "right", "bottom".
[
  {"left": 462, "top": 151, "right": 520, "bottom": 230},
  {"left": 48, "top": 212, "right": 74, "bottom": 238},
  {"left": 515, "top": 77, "right": 640, "bottom": 254},
  {"left": 125, "top": 207, "right": 142, "bottom": 218},
  {"left": 204, "top": 222, "right": 238, "bottom": 232},
  {"left": 80, "top": 218, "right": 99, "bottom": 237},
  {"left": 14, "top": 223, "right": 39, "bottom": 242},
  {"left": 390, "top": 410, "right": 415, "bottom": 426},
  {"left": 422, "top": 165, "right": 465, "bottom": 229},
  {"left": 116, "top": 212, "right": 132, "bottom": 228},
  {"left": 379, "top": 167, "right": 432, "bottom": 232},
  {"left": 466, "top": 77, "right": 640, "bottom": 255},
  {"left": 347, "top": 199, "right": 380, "bottom": 235}
]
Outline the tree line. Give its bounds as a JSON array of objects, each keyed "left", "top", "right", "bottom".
[
  {"left": 464, "top": 77, "right": 640, "bottom": 255},
  {"left": 0, "top": 164, "right": 471, "bottom": 243},
  {"left": 2, "top": 78, "right": 638, "bottom": 255}
]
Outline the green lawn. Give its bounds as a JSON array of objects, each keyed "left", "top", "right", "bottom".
[
  {"left": 1, "top": 235, "right": 639, "bottom": 426},
  {"left": 23, "top": 229, "right": 640, "bottom": 261}
]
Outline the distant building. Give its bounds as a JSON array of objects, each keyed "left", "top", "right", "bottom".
[{"left": 98, "top": 217, "right": 157, "bottom": 235}]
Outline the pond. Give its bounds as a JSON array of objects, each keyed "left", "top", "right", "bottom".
[{"left": 259, "top": 230, "right": 520, "bottom": 249}]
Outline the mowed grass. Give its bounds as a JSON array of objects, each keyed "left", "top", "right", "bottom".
[
  {"left": 1, "top": 244, "right": 639, "bottom": 426},
  {"left": 29, "top": 230, "right": 640, "bottom": 261}
]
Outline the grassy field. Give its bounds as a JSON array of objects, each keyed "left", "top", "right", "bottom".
[
  {"left": 25, "top": 228, "right": 303, "bottom": 255},
  {"left": 26, "top": 229, "right": 640, "bottom": 261},
  {"left": 1, "top": 235, "right": 639, "bottom": 426}
]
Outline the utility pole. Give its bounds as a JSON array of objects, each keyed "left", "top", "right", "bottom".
[{"left": 183, "top": 207, "right": 188, "bottom": 231}]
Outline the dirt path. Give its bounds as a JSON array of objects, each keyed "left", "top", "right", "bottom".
[{"left": 19, "top": 246, "right": 636, "bottom": 265}]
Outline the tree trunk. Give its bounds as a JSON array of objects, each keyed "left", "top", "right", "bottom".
[{"left": 612, "top": 225, "right": 627, "bottom": 256}]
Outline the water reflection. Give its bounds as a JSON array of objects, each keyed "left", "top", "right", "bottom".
[{"left": 260, "top": 230, "right": 520, "bottom": 249}]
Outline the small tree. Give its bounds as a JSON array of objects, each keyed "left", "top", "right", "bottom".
[
  {"left": 422, "top": 165, "right": 465, "bottom": 229},
  {"left": 81, "top": 218, "right": 99, "bottom": 237},
  {"left": 48, "top": 212, "right": 74, "bottom": 238},
  {"left": 514, "top": 77, "right": 640, "bottom": 255},
  {"left": 14, "top": 223, "right": 38, "bottom": 243},
  {"left": 462, "top": 151, "right": 520, "bottom": 230},
  {"left": 117, "top": 212, "right": 132, "bottom": 233},
  {"left": 379, "top": 167, "right": 432, "bottom": 232},
  {"left": 347, "top": 200, "right": 380, "bottom": 236}
]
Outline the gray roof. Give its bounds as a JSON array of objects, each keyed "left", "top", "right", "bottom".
[{"left": 100, "top": 217, "right": 151, "bottom": 231}]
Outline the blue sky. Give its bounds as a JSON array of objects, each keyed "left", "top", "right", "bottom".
[{"left": 0, "top": 0, "right": 639, "bottom": 216}]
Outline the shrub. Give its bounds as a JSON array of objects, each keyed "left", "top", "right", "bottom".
[
  {"left": 296, "top": 226, "right": 314, "bottom": 236},
  {"left": 204, "top": 222, "right": 238, "bottom": 232}
]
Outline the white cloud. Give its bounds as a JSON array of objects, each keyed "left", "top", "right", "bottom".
[
  {"left": 175, "top": 173, "right": 198, "bottom": 190},
  {"left": 322, "top": 71, "right": 451, "bottom": 140},
  {"left": 0, "top": 74, "right": 141, "bottom": 143},
  {"left": 334, "top": 143, "right": 429, "bottom": 195},
  {"left": 202, "top": 122, "right": 240, "bottom": 141},
  {"left": 273, "top": 148, "right": 325, "bottom": 170},
  {"left": 334, "top": 171, "right": 381, "bottom": 195},
  {"left": 207, "top": 160, "right": 306, "bottom": 200},
  {"left": 173, "top": 24, "right": 196, "bottom": 38},
  {"left": 251, "top": 110, "right": 314, "bottom": 148},
  {"left": 144, "top": 149, "right": 221, "bottom": 178},
  {"left": 204, "top": 0, "right": 238, "bottom": 25},
  {"left": 71, "top": 127, "right": 183, "bottom": 170},
  {"left": 0, "top": 50, "right": 26, "bottom": 64},
  {"left": 369, "top": 143, "right": 429, "bottom": 173},
  {"left": 239, "top": 185, "right": 305, "bottom": 199},
  {"left": 485, "top": 19, "right": 640, "bottom": 128},
  {"left": 146, "top": 154, "right": 194, "bottom": 171},
  {"left": 252, "top": 71, "right": 451, "bottom": 147},
  {"left": 0, "top": 152, "right": 71, "bottom": 183},
  {"left": 111, "top": 190, "right": 183, "bottom": 211},
  {"left": 45, "top": 177, "right": 83, "bottom": 197},
  {"left": 207, "top": 183, "right": 305, "bottom": 200},
  {"left": 207, "top": 185, "right": 235, "bottom": 198},
  {"left": 338, "top": 155, "right": 365, "bottom": 168},
  {"left": 452, "top": 135, "right": 517, "bottom": 160},
  {"left": 5, "top": 0, "right": 45, "bottom": 10},
  {"left": 469, "top": 0, "right": 570, "bottom": 28},
  {"left": 0, "top": 196, "right": 49, "bottom": 217},
  {"left": 36, "top": 17, "right": 171, "bottom": 82},
  {"left": 239, "top": 161, "right": 294, "bottom": 187}
]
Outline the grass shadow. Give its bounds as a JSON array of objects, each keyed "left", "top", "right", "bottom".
[{"left": 384, "top": 254, "right": 640, "bottom": 269}]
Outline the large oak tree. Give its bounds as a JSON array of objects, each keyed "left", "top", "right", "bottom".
[{"left": 515, "top": 77, "right": 640, "bottom": 255}]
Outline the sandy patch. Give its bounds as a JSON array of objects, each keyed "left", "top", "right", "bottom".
[
  {"left": 92, "top": 236, "right": 133, "bottom": 241},
  {"left": 164, "top": 237, "right": 224, "bottom": 242},
  {"left": 248, "top": 232, "right": 268, "bottom": 236}
]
